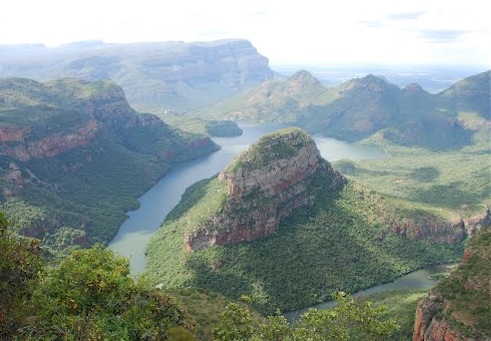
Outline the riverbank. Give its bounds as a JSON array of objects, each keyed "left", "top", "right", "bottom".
[{"left": 285, "top": 263, "right": 456, "bottom": 322}]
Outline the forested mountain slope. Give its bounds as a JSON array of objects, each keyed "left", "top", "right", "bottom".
[
  {"left": 0, "top": 77, "right": 218, "bottom": 253},
  {"left": 205, "top": 70, "right": 490, "bottom": 150}
]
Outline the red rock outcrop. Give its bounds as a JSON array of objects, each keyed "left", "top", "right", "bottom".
[
  {"left": 0, "top": 79, "right": 217, "bottom": 165},
  {"left": 0, "top": 120, "right": 99, "bottom": 161},
  {"left": 412, "top": 230, "right": 491, "bottom": 341},
  {"left": 413, "top": 295, "right": 477, "bottom": 341},
  {"left": 0, "top": 127, "right": 30, "bottom": 142},
  {"left": 391, "top": 218, "right": 466, "bottom": 244},
  {"left": 184, "top": 128, "right": 346, "bottom": 251},
  {"left": 389, "top": 207, "right": 490, "bottom": 245}
]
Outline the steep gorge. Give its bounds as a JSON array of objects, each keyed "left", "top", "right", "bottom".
[{"left": 0, "top": 77, "right": 218, "bottom": 250}]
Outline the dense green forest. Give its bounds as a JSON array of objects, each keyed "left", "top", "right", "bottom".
[
  {"left": 146, "top": 173, "right": 463, "bottom": 314},
  {"left": 1, "top": 214, "right": 403, "bottom": 340},
  {"left": 4, "top": 211, "right": 482, "bottom": 340}
]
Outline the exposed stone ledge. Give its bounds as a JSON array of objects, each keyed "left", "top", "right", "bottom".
[{"left": 0, "top": 120, "right": 99, "bottom": 161}]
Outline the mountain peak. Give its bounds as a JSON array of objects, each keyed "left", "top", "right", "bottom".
[
  {"left": 227, "top": 127, "right": 314, "bottom": 172},
  {"left": 184, "top": 128, "right": 345, "bottom": 251},
  {"left": 439, "top": 70, "right": 490, "bottom": 117},
  {"left": 403, "top": 83, "right": 424, "bottom": 92},
  {"left": 341, "top": 73, "right": 399, "bottom": 93},
  {"left": 288, "top": 70, "right": 321, "bottom": 85},
  {"left": 358, "top": 74, "right": 391, "bottom": 85},
  {"left": 402, "top": 83, "right": 431, "bottom": 100},
  {"left": 362, "top": 73, "right": 385, "bottom": 81}
]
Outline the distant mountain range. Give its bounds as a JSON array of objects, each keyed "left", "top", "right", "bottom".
[
  {"left": 0, "top": 77, "right": 218, "bottom": 253},
  {"left": 205, "top": 70, "right": 490, "bottom": 150},
  {"left": 0, "top": 39, "right": 275, "bottom": 112},
  {"left": 2, "top": 40, "right": 488, "bottom": 151}
]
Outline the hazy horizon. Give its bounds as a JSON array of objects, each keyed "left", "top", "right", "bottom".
[{"left": 1, "top": 0, "right": 489, "bottom": 68}]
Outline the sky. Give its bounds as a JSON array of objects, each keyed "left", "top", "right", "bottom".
[{"left": 1, "top": 0, "right": 489, "bottom": 67}]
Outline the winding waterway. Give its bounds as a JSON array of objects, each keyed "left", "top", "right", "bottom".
[
  {"left": 108, "top": 123, "right": 387, "bottom": 275},
  {"left": 285, "top": 263, "right": 455, "bottom": 322}
]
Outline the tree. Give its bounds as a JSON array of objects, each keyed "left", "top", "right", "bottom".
[
  {"left": 212, "top": 292, "right": 398, "bottom": 341},
  {"left": 0, "top": 213, "right": 42, "bottom": 339},
  {"left": 213, "top": 302, "right": 256, "bottom": 341},
  {"left": 20, "top": 245, "right": 193, "bottom": 340},
  {"left": 292, "top": 292, "right": 399, "bottom": 341},
  {"left": 256, "top": 313, "right": 291, "bottom": 341}
]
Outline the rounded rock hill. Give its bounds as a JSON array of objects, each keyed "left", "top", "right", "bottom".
[{"left": 184, "top": 127, "right": 346, "bottom": 251}]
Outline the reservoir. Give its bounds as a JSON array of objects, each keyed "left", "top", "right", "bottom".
[{"left": 108, "top": 124, "right": 388, "bottom": 275}]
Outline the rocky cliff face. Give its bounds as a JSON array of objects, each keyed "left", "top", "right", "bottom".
[
  {"left": 184, "top": 128, "right": 346, "bottom": 251},
  {"left": 390, "top": 219, "right": 466, "bottom": 244},
  {"left": 0, "top": 78, "right": 217, "bottom": 163},
  {"left": 389, "top": 207, "right": 490, "bottom": 245},
  {"left": 463, "top": 207, "right": 490, "bottom": 236},
  {"left": 146, "top": 39, "right": 272, "bottom": 87},
  {"left": 0, "top": 120, "right": 99, "bottom": 161},
  {"left": 412, "top": 230, "right": 491, "bottom": 341},
  {"left": 413, "top": 295, "right": 476, "bottom": 341}
]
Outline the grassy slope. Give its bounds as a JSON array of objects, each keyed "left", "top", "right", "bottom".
[
  {"left": 146, "top": 171, "right": 463, "bottom": 314},
  {"left": 335, "top": 112, "right": 490, "bottom": 216}
]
